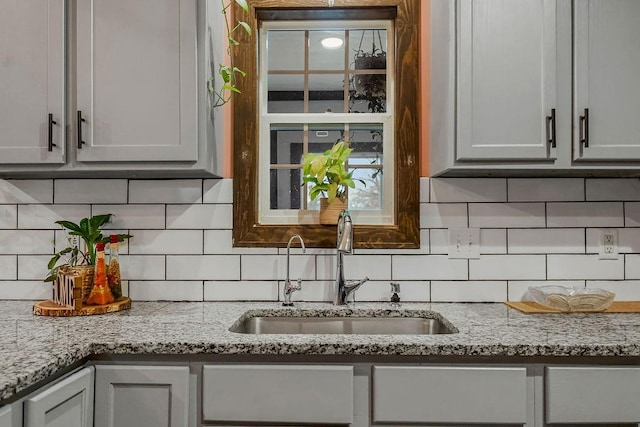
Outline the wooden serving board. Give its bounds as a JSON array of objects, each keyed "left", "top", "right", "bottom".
[
  {"left": 505, "top": 301, "right": 640, "bottom": 314},
  {"left": 33, "top": 297, "right": 131, "bottom": 317}
]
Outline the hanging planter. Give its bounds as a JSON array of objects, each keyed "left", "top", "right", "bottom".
[{"left": 351, "top": 30, "right": 387, "bottom": 113}]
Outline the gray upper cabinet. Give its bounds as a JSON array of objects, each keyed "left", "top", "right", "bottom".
[
  {"left": 76, "top": 0, "right": 198, "bottom": 163},
  {"left": 573, "top": 0, "right": 640, "bottom": 161},
  {"left": 0, "top": 0, "right": 66, "bottom": 165},
  {"left": 457, "top": 0, "right": 558, "bottom": 161},
  {"left": 23, "top": 367, "right": 94, "bottom": 427}
]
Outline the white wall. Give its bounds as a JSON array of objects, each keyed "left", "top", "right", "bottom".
[{"left": 1, "top": 177, "right": 640, "bottom": 303}]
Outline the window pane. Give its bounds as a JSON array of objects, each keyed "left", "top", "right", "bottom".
[
  {"left": 309, "top": 30, "right": 345, "bottom": 70},
  {"left": 349, "top": 29, "right": 387, "bottom": 70},
  {"left": 270, "top": 168, "right": 303, "bottom": 210},
  {"left": 308, "top": 74, "right": 346, "bottom": 113},
  {"left": 268, "top": 75, "right": 304, "bottom": 113},
  {"left": 348, "top": 167, "right": 383, "bottom": 210},
  {"left": 270, "top": 124, "right": 304, "bottom": 165},
  {"left": 349, "top": 29, "right": 387, "bottom": 114},
  {"left": 267, "top": 30, "right": 305, "bottom": 70},
  {"left": 308, "top": 123, "right": 345, "bottom": 150},
  {"left": 348, "top": 124, "right": 384, "bottom": 160}
]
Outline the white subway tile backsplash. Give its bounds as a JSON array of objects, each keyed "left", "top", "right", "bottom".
[
  {"left": 353, "top": 280, "right": 430, "bottom": 302},
  {"left": 430, "top": 178, "right": 506, "bottom": 202},
  {"left": 392, "top": 255, "right": 468, "bottom": 280},
  {"left": 420, "top": 178, "right": 430, "bottom": 203},
  {"left": 129, "top": 179, "right": 202, "bottom": 203},
  {"left": 205, "top": 281, "right": 278, "bottom": 301},
  {"left": 420, "top": 203, "right": 467, "bottom": 229},
  {"left": 508, "top": 178, "right": 584, "bottom": 202},
  {"left": 0, "top": 180, "right": 53, "bottom": 204},
  {"left": 166, "top": 204, "right": 232, "bottom": 229},
  {"left": 624, "top": 255, "right": 640, "bottom": 279},
  {"left": 92, "top": 204, "right": 165, "bottom": 229},
  {"left": 586, "top": 228, "right": 640, "bottom": 254},
  {"left": 129, "top": 281, "right": 204, "bottom": 301},
  {"left": 316, "top": 255, "right": 391, "bottom": 281},
  {"left": 431, "top": 281, "right": 506, "bottom": 302},
  {"left": 547, "top": 202, "right": 624, "bottom": 228},
  {"left": 586, "top": 280, "right": 640, "bottom": 301},
  {"left": 0, "top": 206, "right": 17, "bottom": 229},
  {"left": 480, "top": 229, "right": 507, "bottom": 254},
  {"left": 469, "top": 255, "right": 546, "bottom": 280},
  {"left": 18, "top": 205, "right": 90, "bottom": 229},
  {"left": 129, "top": 230, "right": 202, "bottom": 254},
  {"left": 429, "top": 229, "right": 448, "bottom": 254},
  {"left": 17, "top": 255, "right": 50, "bottom": 280},
  {"left": 507, "top": 280, "right": 585, "bottom": 301},
  {"left": 469, "top": 203, "right": 545, "bottom": 228},
  {"left": 625, "top": 203, "right": 640, "bottom": 227},
  {"left": 508, "top": 228, "right": 585, "bottom": 254},
  {"left": 241, "top": 254, "right": 315, "bottom": 281},
  {"left": 54, "top": 179, "right": 127, "bottom": 204},
  {"left": 203, "top": 179, "right": 233, "bottom": 204},
  {"left": 547, "top": 255, "right": 624, "bottom": 280},
  {"left": 119, "top": 255, "right": 166, "bottom": 280},
  {"left": 0, "top": 256, "right": 16, "bottom": 280},
  {"left": 586, "top": 179, "right": 640, "bottom": 201},
  {"left": 166, "top": 255, "right": 240, "bottom": 280},
  {"left": 0, "top": 281, "right": 50, "bottom": 300},
  {"left": 0, "top": 230, "right": 54, "bottom": 255}
]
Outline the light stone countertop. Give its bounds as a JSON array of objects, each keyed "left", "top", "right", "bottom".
[{"left": 2, "top": 300, "right": 640, "bottom": 404}]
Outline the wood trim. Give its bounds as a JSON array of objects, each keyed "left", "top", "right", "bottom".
[{"left": 233, "top": 0, "right": 420, "bottom": 248}]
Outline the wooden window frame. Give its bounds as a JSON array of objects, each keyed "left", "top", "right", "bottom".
[{"left": 233, "top": 0, "right": 419, "bottom": 248}]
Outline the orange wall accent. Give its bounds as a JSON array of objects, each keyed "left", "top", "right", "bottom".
[
  {"left": 420, "top": 0, "right": 430, "bottom": 177},
  {"left": 222, "top": 2, "right": 431, "bottom": 178}
]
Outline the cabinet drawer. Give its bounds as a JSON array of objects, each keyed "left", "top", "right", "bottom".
[
  {"left": 546, "top": 366, "right": 640, "bottom": 423},
  {"left": 202, "top": 365, "right": 353, "bottom": 424},
  {"left": 373, "top": 366, "right": 527, "bottom": 424}
]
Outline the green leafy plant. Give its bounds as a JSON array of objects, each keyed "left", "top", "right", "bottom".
[
  {"left": 209, "top": 0, "right": 252, "bottom": 107},
  {"left": 301, "top": 141, "right": 364, "bottom": 202},
  {"left": 44, "top": 214, "right": 132, "bottom": 282}
]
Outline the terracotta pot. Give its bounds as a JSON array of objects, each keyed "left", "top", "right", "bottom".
[{"left": 319, "top": 197, "right": 347, "bottom": 225}]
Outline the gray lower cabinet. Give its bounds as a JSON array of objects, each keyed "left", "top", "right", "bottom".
[
  {"left": 373, "top": 365, "right": 529, "bottom": 425},
  {"left": 23, "top": 367, "right": 94, "bottom": 427},
  {"left": 546, "top": 366, "right": 640, "bottom": 424},
  {"left": 94, "top": 365, "right": 190, "bottom": 427},
  {"left": 202, "top": 365, "right": 354, "bottom": 425},
  {"left": 0, "top": 405, "right": 12, "bottom": 427}
]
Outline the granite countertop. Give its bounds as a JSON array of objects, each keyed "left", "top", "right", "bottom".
[{"left": 3, "top": 300, "right": 640, "bottom": 403}]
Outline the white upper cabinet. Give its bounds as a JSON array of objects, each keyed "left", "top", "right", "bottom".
[
  {"left": 76, "top": 0, "right": 198, "bottom": 163},
  {"left": 0, "top": 0, "right": 66, "bottom": 165},
  {"left": 457, "top": 0, "right": 558, "bottom": 161},
  {"left": 573, "top": 0, "right": 640, "bottom": 161}
]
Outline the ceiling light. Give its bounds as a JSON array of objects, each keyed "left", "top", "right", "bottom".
[{"left": 321, "top": 37, "right": 343, "bottom": 50}]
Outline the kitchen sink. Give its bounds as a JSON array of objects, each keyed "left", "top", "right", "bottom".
[{"left": 230, "top": 316, "right": 457, "bottom": 335}]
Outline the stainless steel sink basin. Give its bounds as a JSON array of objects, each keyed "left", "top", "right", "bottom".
[{"left": 230, "top": 316, "right": 456, "bottom": 335}]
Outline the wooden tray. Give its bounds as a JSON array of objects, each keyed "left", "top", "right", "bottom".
[
  {"left": 505, "top": 301, "right": 640, "bottom": 314},
  {"left": 33, "top": 297, "right": 131, "bottom": 317}
]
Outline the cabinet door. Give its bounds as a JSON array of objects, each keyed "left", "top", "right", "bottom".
[
  {"left": 24, "top": 367, "right": 94, "bottom": 427},
  {"left": 0, "top": 0, "right": 65, "bottom": 165},
  {"left": 76, "top": 0, "right": 197, "bottom": 163},
  {"left": 457, "top": 0, "right": 558, "bottom": 161},
  {"left": 0, "top": 405, "right": 11, "bottom": 427},
  {"left": 574, "top": 0, "right": 640, "bottom": 161},
  {"left": 94, "top": 365, "right": 190, "bottom": 427}
]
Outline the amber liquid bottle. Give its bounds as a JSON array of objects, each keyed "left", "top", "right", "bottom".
[
  {"left": 85, "top": 242, "right": 114, "bottom": 305},
  {"left": 107, "top": 235, "right": 122, "bottom": 299}
]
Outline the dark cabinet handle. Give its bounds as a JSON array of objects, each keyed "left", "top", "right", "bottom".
[
  {"left": 77, "top": 110, "right": 86, "bottom": 149},
  {"left": 546, "top": 108, "right": 556, "bottom": 148},
  {"left": 48, "top": 113, "right": 57, "bottom": 152},
  {"left": 579, "top": 108, "right": 589, "bottom": 148}
]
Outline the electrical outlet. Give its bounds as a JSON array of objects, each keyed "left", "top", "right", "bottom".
[
  {"left": 448, "top": 228, "right": 481, "bottom": 259},
  {"left": 599, "top": 229, "right": 619, "bottom": 260}
]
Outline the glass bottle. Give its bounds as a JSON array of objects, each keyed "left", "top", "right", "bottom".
[
  {"left": 107, "top": 234, "right": 122, "bottom": 299},
  {"left": 85, "top": 242, "right": 114, "bottom": 305}
]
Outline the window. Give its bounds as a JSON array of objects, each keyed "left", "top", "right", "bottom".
[{"left": 233, "top": 0, "right": 419, "bottom": 248}]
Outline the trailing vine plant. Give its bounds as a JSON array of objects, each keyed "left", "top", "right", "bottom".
[{"left": 209, "top": 0, "right": 252, "bottom": 107}]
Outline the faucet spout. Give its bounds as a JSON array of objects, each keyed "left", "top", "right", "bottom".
[
  {"left": 334, "top": 210, "right": 369, "bottom": 305},
  {"left": 283, "top": 234, "right": 305, "bottom": 306}
]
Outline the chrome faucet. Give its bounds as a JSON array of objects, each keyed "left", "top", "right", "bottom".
[
  {"left": 334, "top": 210, "right": 369, "bottom": 305},
  {"left": 283, "top": 234, "right": 305, "bottom": 306}
]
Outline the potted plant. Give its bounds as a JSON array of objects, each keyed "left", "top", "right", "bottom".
[
  {"left": 351, "top": 30, "right": 387, "bottom": 114},
  {"left": 301, "top": 140, "right": 363, "bottom": 225},
  {"left": 45, "top": 214, "right": 132, "bottom": 301}
]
